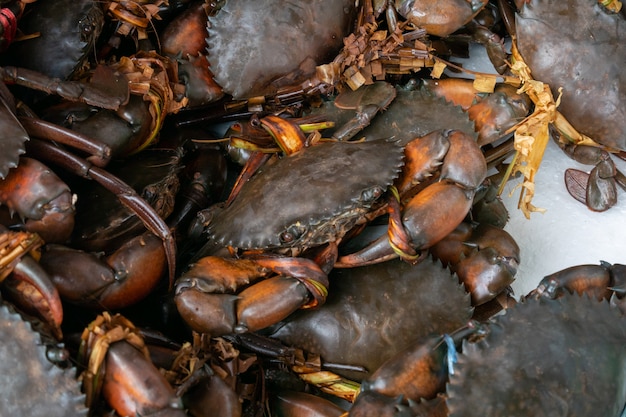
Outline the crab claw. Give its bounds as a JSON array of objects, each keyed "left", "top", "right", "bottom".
[
  {"left": 338, "top": 130, "right": 487, "bottom": 267},
  {"left": 0, "top": 157, "right": 75, "bottom": 244},
  {"left": 527, "top": 263, "right": 615, "bottom": 301},
  {"left": 0, "top": 227, "right": 64, "bottom": 339},
  {"left": 175, "top": 256, "right": 329, "bottom": 335},
  {"left": 40, "top": 232, "right": 166, "bottom": 310},
  {"left": 356, "top": 324, "right": 481, "bottom": 405}
]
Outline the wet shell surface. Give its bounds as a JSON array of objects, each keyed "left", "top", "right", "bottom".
[
  {"left": 0, "top": 87, "right": 28, "bottom": 179},
  {"left": 8, "top": 0, "right": 103, "bottom": 80},
  {"left": 0, "top": 303, "right": 87, "bottom": 417},
  {"left": 269, "top": 256, "right": 473, "bottom": 381},
  {"left": 206, "top": 0, "right": 355, "bottom": 99},
  {"left": 208, "top": 139, "right": 404, "bottom": 251},
  {"left": 446, "top": 294, "right": 626, "bottom": 416},
  {"left": 516, "top": 0, "right": 626, "bottom": 150},
  {"left": 309, "top": 82, "right": 477, "bottom": 145}
]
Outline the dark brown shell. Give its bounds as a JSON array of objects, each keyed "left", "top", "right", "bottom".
[
  {"left": 269, "top": 257, "right": 473, "bottom": 381},
  {"left": 446, "top": 294, "right": 626, "bottom": 416},
  {"left": 206, "top": 0, "right": 355, "bottom": 99},
  {"left": 8, "top": 0, "right": 103, "bottom": 80},
  {"left": 0, "top": 303, "right": 87, "bottom": 416},
  {"left": 309, "top": 82, "right": 477, "bottom": 145},
  {"left": 0, "top": 88, "right": 28, "bottom": 179},
  {"left": 208, "top": 139, "right": 404, "bottom": 251},
  {"left": 516, "top": 0, "right": 626, "bottom": 150}
]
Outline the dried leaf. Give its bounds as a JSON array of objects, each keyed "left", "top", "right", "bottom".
[
  {"left": 370, "top": 30, "right": 387, "bottom": 41},
  {"left": 431, "top": 61, "right": 447, "bottom": 79},
  {"left": 473, "top": 75, "right": 497, "bottom": 93},
  {"left": 502, "top": 41, "right": 561, "bottom": 217}
]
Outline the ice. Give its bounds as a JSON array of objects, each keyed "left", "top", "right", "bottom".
[{"left": 501, "top": 140, "right": 626, "bottom": 298}]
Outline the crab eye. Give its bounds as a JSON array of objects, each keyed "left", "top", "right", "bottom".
[
  {"left": 280, "top": 224, "right": 306, "bottom": 244},
  {"left": 361, "top": 186, "right": 384, "bottom": 204}
]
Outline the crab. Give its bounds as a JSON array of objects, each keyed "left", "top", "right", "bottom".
[
  {"left": 5, "top": 0, "right": 104, "bottom": 81},
  {"left": 513, "top": 0, "right": 625, "bottom": 152},
  {"left": 497, "top": 0, "right": 626, "bottom": 213},
  {"left": 446, "top": 293, "right": 626, "bottom": 416},
  {"left": 268, "top": 256, "right": 473, "bottom": 384},
  {"left": 0, "top": 302, "right": 87, "bottom": 417},
  {"left": 174, "top": 101, "right": 488, "bottom": 335},
  {"left": 346, "top": 263, "right": 626, "bottom": 416},
  {"left": 171, "top": 72, "right": 536, "bottom": 337},
  {"left": 307, "top": 80, "right": 478, "bottom": 144},
  {"left": 206, "top": 0, "right": 357, "bottom": 99},
  {"left": 309, "top": 78, "right": 530, "bottom": 160},
  {"left": 37, "top": 144, "right": 227, "bottom": 311}
]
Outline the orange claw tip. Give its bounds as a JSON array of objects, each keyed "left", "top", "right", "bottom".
[
  {"left": 6, "top": 256, "right": 64, "bottom": 338},
  {"left": 102, "top": 342, "right": 185, "bottom": 417}
]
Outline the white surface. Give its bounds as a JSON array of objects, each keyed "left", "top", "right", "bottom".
[
  {"left": 450, "top": 42, "right": 626, "bottom": 299},
  {"left": 501, "top": 140, "right": 626, "bottom": 298}
]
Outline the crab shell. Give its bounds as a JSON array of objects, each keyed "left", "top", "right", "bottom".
[
  {"left": 515, "top": 0, "right": 626, "bottom": 150},
  {"left": 0, "top": 86, "right": 28, "bottom": 179},
  {"left": 0, "top": 303, "right": 87, "bottom": 416},
  {"left": 269, "top": 256, "right": 473, "bottom": 381},
  {"left": 308, "top": 82, "right": 478, "bottom": 145},
  {"left": 206, "top": 0, "right": 356, "bottom": 99},
  {"left": 208, "top": 139, "right": 404, "bottom": 252},
  {"left": 8, "top": 0, "right": 104, "bottom": 80},
  {"left": 446, "top": 294, "right": 626, "bottom": 416}
]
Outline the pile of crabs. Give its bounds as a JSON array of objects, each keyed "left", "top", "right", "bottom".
[{"left": 0, "top": 0, "right": 624, "bottom": 416}]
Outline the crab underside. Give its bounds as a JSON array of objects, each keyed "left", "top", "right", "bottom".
[
  {"left": 269, "top": 256, "right": 473, "bottom": 381},
  {"left": 0, "top": 303, "right": 87, "bottom": 417},
  {"left": 446, "top": 294, "right": 626, "bottom": 417}
]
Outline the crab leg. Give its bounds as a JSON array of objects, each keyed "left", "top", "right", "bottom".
[
  {"left": 0, "top": 65, "right": 130, "bottom": 110},
  {"left": 24, "top": 139, "right": 176, "bottom": 286},
  {"left": 18, "top": 116, "right": 112, "bottom": 167}
]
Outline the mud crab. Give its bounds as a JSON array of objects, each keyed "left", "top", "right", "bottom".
[
  {"left": 348, "top": 264, "right": 626, "bottom": 416},
  {"left": 513, "top": 0, "right": 625, "bottom": 151},
  {"left": 5, "top": 0, "right": 103, "bottom": 80},
  {"left": 0, "top": 302, "right": 87, "bottom": 416},
  {"left": 497, "top": 0, "right": 626, "bottom": 212},
  {"left": 309, "top": 78, "right": 530, "bottom": 163},
  {"left": 206, "top": 0, "right": 357, "bottom": 99},
  {"left": 175, "top": 120, "right": 487, "bottom": 336},
  {"left": 446, "top": 293, "right": 626, "bottom": 416}
]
